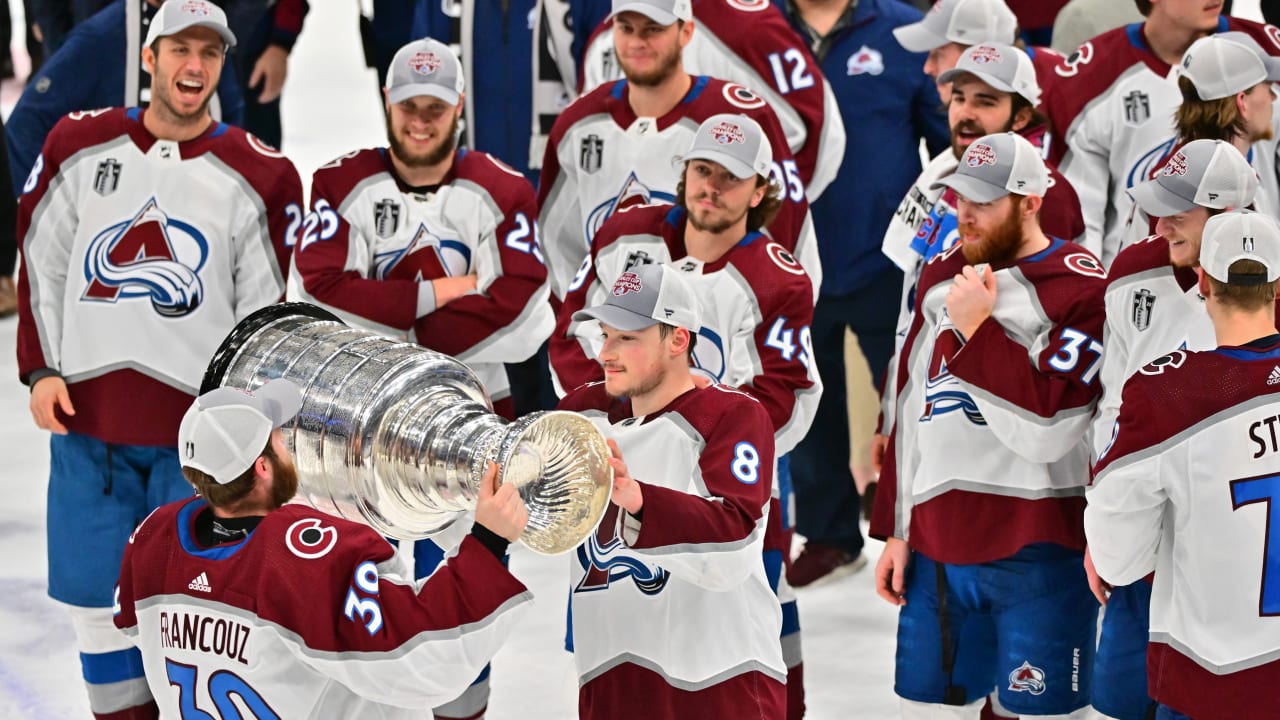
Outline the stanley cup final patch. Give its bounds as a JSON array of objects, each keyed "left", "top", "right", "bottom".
[
  {"left": 1131, "top": 288, "right": 1156, "bottom": 331},
  {"left": 580, "top": 134, "right": 603, "bottom": 174}
]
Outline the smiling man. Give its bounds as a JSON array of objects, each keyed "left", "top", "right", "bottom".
[
  {"left": 13, "top": 2, "right": 302, "bottom": 718},
  {"left": 872, "top": 132, "right": 1107, "bottom": 719}
]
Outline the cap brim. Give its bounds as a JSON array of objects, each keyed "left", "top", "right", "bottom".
[
  {"left": 146, "top": 20, "right": 237, "bottom": 49},
  {"left": 936, "top": 68, "right": 1018, "bottom": 94},
  {"left": 680, "top": 149, "right": 757, "bottom": 180},
  {"left": 573, "top": 305, "right": 659, "bottom": 331},
  {"left": 252, "top": 378, "right": 303, "bottom": 428},
  {"left": 1126, "top": 180, "right": 1198, "bottom": 218},
  {"left": 1263, "top": 56, "right": 1280, "bottom": 83},
  {"left": 611, "top": 3, "right": 680, "bottom": 24},
  {"left": 386, "top": 84, "right": 461, "bottom": 106},
  {"left": 892, "top": 22, "right": 946, "bottom": 53},
  {"left": 931, "top": 173, "right": 1008, "bottom": 203}
]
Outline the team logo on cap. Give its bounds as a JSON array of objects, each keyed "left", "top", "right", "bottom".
[
  {"left": 711, "top": 121, "right": 745, "bottom": 145},
  {"left": 612, "top": 271, "right": 643, "bottom": 296},
  {"left": 181, "top": 0, "right": 211, "bottom": 15},
  {"left": 966, "top": 143, "right": 997, "bottom": 168},
  {"left": 1163, "top": 151, "right": 1189, "bottom": 177},
  {"left": 409, "top": 51, "right": 443, "bottom": 76},
  {"left": 970, "top": 45, "right": 1003, "bottom": 65}
]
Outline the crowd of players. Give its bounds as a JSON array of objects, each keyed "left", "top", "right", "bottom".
[{"left": 9, "top": 0, "right": 1280, "bottom": 718}]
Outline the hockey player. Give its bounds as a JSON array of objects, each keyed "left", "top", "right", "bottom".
[
  {"left": 1086, "top": 209, "right": 1280, "bottom": 720},
  {"left": 537, "top": 0, "right": 818, "bottom": 300},
  {"left": 1119, "top": 31, "right": 1280, "bottom": 252},
  {"left": 114, "top": 379, "right": 533, "bottom": 719},
  {"left": 551, "top": 112, "right": 818, "bottom": 718},
  {"left": 891, "top": 0, "right": 1064, "bottom": 105},
  {"left": 558, "top": 263, "right": 785, "bottom": 719},
  {"left": 1043, "top": 0, "right": 1280, "bottom": 267},
  {"left": 290, "top": 37, "right": 554, "bottom": 422},
  {"left": 873, "top": 132, "right": 1105, "bottom": 719},
  {"left": 571, "top": 0, "right": 847, "bottom": 200},
  {"left": 14, "top": 3, "right": 302, "bottom": 717},
  {"left": 1088, "top": 140, "right": 1261, "bottom": 720}
]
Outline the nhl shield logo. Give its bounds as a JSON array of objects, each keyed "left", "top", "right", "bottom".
[
  {"left": 374, "top": 199, "right": 400, "bottom": 238},
  {"left": 94, "top": 159, "right": 121, "bottom": 196},
  {"left": 1131, "top": 288, "right": 1156, "bottom": 331},
  {"left": 580, "top": 134, "right": 604, "bottom": 174}
]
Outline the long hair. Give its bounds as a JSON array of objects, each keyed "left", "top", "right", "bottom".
[{"left": 1175, "top": 75, "right": 1247, "bottom": 142}]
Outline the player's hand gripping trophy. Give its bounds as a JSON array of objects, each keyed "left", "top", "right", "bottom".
[{"left": 200, "top": 303, "right": 612, "bottom": 554}]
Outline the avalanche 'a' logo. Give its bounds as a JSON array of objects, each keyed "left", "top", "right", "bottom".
[
  {"left": 81, "top": 198, "right": 207, "bottom": 317},
  {"left": 1126, "top": 136, "right": 1179, "bottom": 190},
  {"left": 1008, "top": 661, "right": 1047, "bottom": 695},
  {"left": 584, "top": 172, "right": 675, "bottom": 249},
  {"left": 920, "top": 315, "right": 986, "bottom": 425},
  {"left": 575, "top": 506, "right": 669, "bottom": 595},
  {"left": 374, "top": 223, "right": 471, "bottom": 280},
  {"left": 690, "top": 325, "right": 729, "bottom": 382}
]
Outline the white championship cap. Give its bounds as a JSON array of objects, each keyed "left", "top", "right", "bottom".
[
  {"left": 385, "top": 38, "right": 465, "bottom": 106},
  {"left": 679, "top": 113, "right": 773, "bottom": 180},
  {"left": 1127, "top": 139, "right": 1259, "bottom": 217},
  {"left": 1200, "top": 209, "right": 1280, "bottom": 284},
  {"left": 144, "top": 0, "right": 236, "bottom": 49},
  {"left": 892, "top": 0, "right": 1017, "bottom": 53},
  {"left": 937, "top": 43, "right": 1041, "bottom": 106},
  {"left": 1181, "top": 32, "right": 1280, "bottom": 101},
  {"left": 573, "top": 263, "right": 702, "bottom": 333},
  {"left": 931, "top": 132, "right": 1049, "bottom": 202},
  {"left": 611, "top": 0, "right": 692, "bottom": 25},
  {"left": 178, "top": 379, "right": 303, "bottom": 484}
]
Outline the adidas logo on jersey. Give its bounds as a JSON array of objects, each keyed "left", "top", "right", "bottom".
[
  {"left": 188, "top": 572, "right": 212, "bottom": 593},
  {"left": 1268, "top": 367, "right": 1280, "bottom": 386}
]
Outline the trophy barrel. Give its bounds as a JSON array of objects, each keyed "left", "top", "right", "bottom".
[{"left": 202, "top": 302, "right": 612, "bottom": 555}]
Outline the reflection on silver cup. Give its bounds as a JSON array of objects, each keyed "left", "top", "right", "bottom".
[{"left": 201, "top": 303, "right": 612, "bottom": 555}]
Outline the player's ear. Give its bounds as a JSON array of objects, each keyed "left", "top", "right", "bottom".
[
  {"left": 141, "top": 45, "right": 156, "bottom": 75},
  {"left": 678, "top": 19, "right": 695, "bottom": 47},
  {"left": 454, "top": 95, "right": 466, "bottom": 120},
  {"left": 1010, "top": 105, "right": 1033, "bottom": 134},
  {"left": 1021, "top": 193, "right": 1043, "bottom": 218},
  {"left": 1196, "top": 267, "right": 1212, "bottom": 300}
]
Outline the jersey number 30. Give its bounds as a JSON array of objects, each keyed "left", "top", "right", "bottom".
[{"left": 166, "top": 658, "right": 279, "bottom": 719}]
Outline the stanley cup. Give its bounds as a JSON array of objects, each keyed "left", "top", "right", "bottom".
[{"left": 200, "top": 303, "right": 613, "bottom": 555}]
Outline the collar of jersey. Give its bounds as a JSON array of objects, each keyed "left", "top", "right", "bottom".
[
  {"left": 1014, "top": 236, "right": 1064, "bottom": 265},
  {"left": 611, "top": 75, "right": 710, "bottom": 108},
  {"left": 1215, "top": 334, "right": 1280, "bottom": 360},
  {"left": 665, "top": 205, "right": 764, "bottom": 249},
  {"left": 1127, "top": 16, "right": 1229, "bottom": 55},
  {"left": 177, "top": 497, "right": 254, "bottom": 560},
  {"left": 125, "top": 107, "right": 228, "bottom": 148}
]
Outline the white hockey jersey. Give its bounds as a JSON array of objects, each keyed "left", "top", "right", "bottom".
[
  {"left": 290, "top": 147, "right": 554, "bottom": 413},
  {"left": 872, "top": 239, "right": 1106, "bottom": 564},
  {"left": 576, "top": 0, "right": 846, "bottom": 200},
  {"left": 536, "top": 75, "right": 819, "bottom": 299},
  {"left": 114, "top": 498, "right": 532, "bottom": 719},
  {"left": 15, "top": 107, "right": 300, "bottom": 445},
  {"left": 551, "top": 204, "right": 821, "bottom": 455},
  {"left": 557, "top": 382, "right": 785, "bottom": 719},
  {"left": 1044, "top": 18, "right": 1280, "bottom": 267},
  {"left": 1087, "top": 337, "right": 1280, "bottom": 719}
]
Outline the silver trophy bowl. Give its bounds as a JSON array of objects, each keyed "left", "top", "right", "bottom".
[{"left": 200, "top": 303, "right": 613, "bottom": 555}]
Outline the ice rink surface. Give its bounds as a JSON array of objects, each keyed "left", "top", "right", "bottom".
[{"left": 2, "top": 0, "right": 1266, "bottom": 716}]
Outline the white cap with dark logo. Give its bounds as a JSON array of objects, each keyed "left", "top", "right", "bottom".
[
  {"left": 573, "top": 263, "right": 702, "bottom": 333},
  {"left": 1127, "top": 139, "right": 1259, "bottom": 217},
  {"left": 679, "top": 113, "right": 773, "bottom": 180},
  {"left": 178, "top": 379, "right": 303, "bottom": 484},
  {"left": 385, "top": 38, "right": 465, "bottom": 106},
  {"left": 611, "top": 0, "right": 692, "bottom": 25},
  {"left": 892, "top": 0, "right": 1017, "bottom": 53},
  {"left": 1200, "top": 209, "right": 1280, "bottom": 284},
  {"left": 144, "top": 0, "right": 236, "bottom": 49},
  {"left": 931, "top": 132, "right": 1048, "bottom": 203},
  {"left": 937, "top": 43, "right": 1041, "bottom": 106},
  {"left": 1181, "top": 32, "right": 1280, "bottom": 101}
]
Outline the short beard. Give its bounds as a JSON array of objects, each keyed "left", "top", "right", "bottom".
[
  {"left": 150, "top": 79, "right": 214, "bottom": 128},
  {"left": 960, "top": 197, "right": 1025, "bottom": 265},
  {"left": 950, "top": 116, "right": 1016, "bottom": 161},
  {"left": 269, "top": 457, "right": 299, "bottom": 508},
  {"left": 687, "top": 200, "right": 748, "bottom": 235},
  {"left": 386, "top": 112, "right": 459, "bottom": 169},
  {"left": 611, "top": 365, "right": 665, "bottom": 401},
  {"left": 618, "top": 42, "right": 681, "bottom": 87}
]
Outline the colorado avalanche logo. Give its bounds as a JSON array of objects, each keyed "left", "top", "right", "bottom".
[
  {"left": 1127, "top": 136, "right": 1179, "bottom": 189},
  {"left": 1008, "top": 661, "right": 1047, "bottom": 695},
  {"left": 374, "top": 223, "right": 471, "bottom": 280},
  {"left": 576, "top": 508, "right": 670, "bottom": 595},
  {"left": 921, "top": 319, "right": 986, "bottom": 425},
  {"left": 585, "top": 172, "right": 676, "bottom": 247},
  {"left": 285, "top": 518, "right": 338, "bottom": 560},
  {"left": 1140, "top": 349, "right": 1187, "bottom": 376},
  {"left": 966, "top": 143, "right": 997, "bottom": 168},
  {"left": 970, "top": 45, "right": 1003, "bottom": 64},
  {"left": 1064, "top": 252, "right": 1107, "bottom": 278},
  {"left": 409, "top": 51, "right": 443, "bottom": 76},
  {"left": 612, "top": 271, "right": 643, "bottom": 296},
  {"left": 81, "top": 198, "right": 207, "bottom": 317},
  {"left": 1163, "top": 151, "right": 1189, "bottom": 177},
  {"left": 711, "top": 121, "right": 745, "bottom": 145},
  {"left": 846, "top": 46, "right": 885, "bottom": 76}
]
